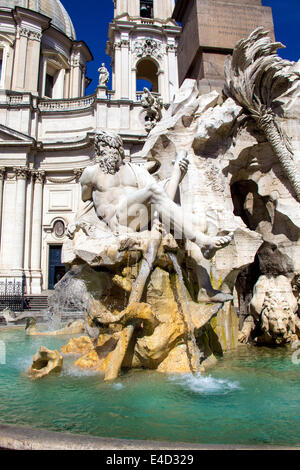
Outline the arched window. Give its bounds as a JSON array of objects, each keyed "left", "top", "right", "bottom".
[
  {"left": 0, "top": 36, "right": 14, "bottom": 90},
  {"left": 136, "top": 59, "right": 158, "bottom": 93},
  {"left": 140, "top": 1, "right": 153, "bottom": 19}
]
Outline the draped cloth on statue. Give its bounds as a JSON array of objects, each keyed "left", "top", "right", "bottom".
[{"left": 62, "top": 162, "right": 168, "bottom": 267}]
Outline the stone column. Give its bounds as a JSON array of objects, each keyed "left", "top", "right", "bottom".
[
  {"left": 12, "top": 26, "right": 29, "bottom": 91},
  {"left": 41, "top": 56, "right": 47, "bottom": 97},
  {"left": 0, "top": 45, "right": 9, "bottom": 89},
  {"left": 167, "top": 44, "right": 178, "bottom": 102},
  {"left": 130, "top": 66, "right": 136, "bottom": 102},
  {"left": 25, "top": 31, "right": 42, "bottom": 93},
  {"left": 121, "top": 40, "right": 130, "bottom": 99},
  {"left": 53, "top": 68, "right": 66, "bottom": 99},
  {"left": 71, "top": 52, "right": 81, "bottom": 98},
  {"left": 23, "top": 171, "right": 33, "bottom": 294},
  {"left": 131, "top": 1, "right": 140, "bottom": 16},
  {"left": 0, "top": 168, "right": 5, "bottom": 239},
  {"left": 13, "top": 167, "right": 28, "bottom": 272},
  {"left": 81, "top": 65, "right": 86, "bottom": 96},
  {"left": 114, "top": 42, "right": 122, "bottom": 99},
  {"left": 154, "top": 0, "right": 175, "bottom": 19},
  {"left": 64, "top": 69, "right": 71, "bottom": 98},
  {"left": 30, "top": 171, "right": 45, "bottom": 294},
  {"left": 158, "top": 69, "right": 165, "bottom": 102},
  {"left": 0, "top": 171, "right": 16, "bottom": 271}
]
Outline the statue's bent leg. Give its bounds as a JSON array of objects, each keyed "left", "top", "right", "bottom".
[
  {"left": 115, "top": 186, "right": 154, "bottom": 230},
  {"left": 149, "top": 185, "right": 233, "bottom": 256},
  {"left": 114, "top": 183, "right": 233, "bottom": 257}
]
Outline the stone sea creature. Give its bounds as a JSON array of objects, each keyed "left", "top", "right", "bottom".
[
  {"left": 2, "top": 308, "right": 31, "bottom": 325},
  {"left": 28, "top": 346, "right": 63, "bottom": 379}
]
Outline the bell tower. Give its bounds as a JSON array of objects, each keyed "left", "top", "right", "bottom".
[{"left": 106, "top": 0, "right": 181, "bottom": 103}]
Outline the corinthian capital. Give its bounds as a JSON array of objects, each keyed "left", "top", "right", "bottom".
[
  {"left": 33, "top": 170, "right": 45, "bottom": 183},
  {"left": 17, "top": 26, "right": 30, "bottom": 39},
  {"left": 29, "top": 31, "right": 42, "bottom": 42},
  {"left": 14, "top": 167, "right": 28, "bottom": 180},
  {"left": 0, "top": 168, "right": 5, "bottom": 180}
]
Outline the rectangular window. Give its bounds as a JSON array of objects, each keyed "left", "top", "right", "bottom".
[
  {"left": 45, "top": 73, "right": 54, "bottom": 98},
  {"left": 140, "top": 0, "right": 153, "bottom": 18}
]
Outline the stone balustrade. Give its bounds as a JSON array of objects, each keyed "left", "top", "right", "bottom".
[
  {"left": 140, "top": 18, "right": 154, "bottom": 25},
  {"left": 0, "top": 94, "right": 31, "bottom": 106},
  {"left": 38, "top": 95, "right": 96, "bottom": 112},
  {"left": 0, "top": 90, "right": 160, "bottom": 109}
]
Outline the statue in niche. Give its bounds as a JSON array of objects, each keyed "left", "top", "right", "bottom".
[
  {"left": 66, "top": 130, "right": 233, "bottom": 303},
  {"left": 98, "top": 63, "right": 109, "bottom": 87}
]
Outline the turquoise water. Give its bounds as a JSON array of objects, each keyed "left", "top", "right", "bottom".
[{"left": 0, "top": 327, "right": 300, "bottom": 446}]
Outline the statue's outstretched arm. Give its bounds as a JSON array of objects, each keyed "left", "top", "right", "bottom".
[
  {"left": 164, "top": 150, "right": 189, "bottom": 201},
  {"left": 66, "top": 168, "right": 94, "bottom": 238},
  {"left": 66, "top": 200, "right": 94, "bottom": 239}
]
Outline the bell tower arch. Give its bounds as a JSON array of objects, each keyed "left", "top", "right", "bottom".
[{"left": 107, "top": 0, "right": 181, "bottom": 103}]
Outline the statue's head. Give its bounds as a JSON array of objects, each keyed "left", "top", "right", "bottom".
[
  {"left": 144, "top": 115, "right": 155, "bottom": 133},
  {"left": 261, "top": 292, "right": 296, "bottom": 344},
  {"left": 94, "top": 131, "right": 125, "bottom": 174}
]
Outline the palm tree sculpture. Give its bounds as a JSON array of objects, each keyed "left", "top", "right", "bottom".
[{"left": 224, "top": 28, "right": 300, "bottom": 202}]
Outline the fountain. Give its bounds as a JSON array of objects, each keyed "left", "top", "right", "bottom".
[
  {"left": 1, "top": 29, "right": 300, "bottom": 448},
  {"left": 27, "top": 29, "right": 300, "bottom": 381}
]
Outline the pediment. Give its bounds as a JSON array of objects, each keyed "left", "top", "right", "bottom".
[{"left": 0, "top": 125, "right": 35, "bottom": 145}]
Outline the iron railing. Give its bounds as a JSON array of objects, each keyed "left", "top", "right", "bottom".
[{"left": 0, "top": 277, "right": 25, "bottom": 312}]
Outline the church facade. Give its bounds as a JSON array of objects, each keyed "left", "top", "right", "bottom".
[{"left": 0, "top": 0, "right": 180, "bottom": 297}]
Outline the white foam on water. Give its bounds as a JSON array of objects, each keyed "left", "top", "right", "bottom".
[
  {"left": 169, "top": 372, "right": 241, "bottom": 395},
  {"left": 61, "top": 365, "right": 99, "bottom": 377},
  {"left": 113, "top": 382, "right": 124, "bottom": 390},
  {"left": 13, "top": 355, "right": 34, "bottom": 372}
]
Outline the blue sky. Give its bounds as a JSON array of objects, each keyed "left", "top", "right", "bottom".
[{"left": 61, "top": 0, "right": 300, "bottom": 95}]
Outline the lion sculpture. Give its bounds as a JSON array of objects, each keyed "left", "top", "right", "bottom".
[{"left": 239, "top": 275, "right": 300, "bottom": 345}]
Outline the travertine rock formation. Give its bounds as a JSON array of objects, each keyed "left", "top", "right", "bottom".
[
  {"left": 60, "top": 265, "right": 222, "bottom": 378},
  {"left": 61, "top": 336, "right": 94, "bottom": 355}
]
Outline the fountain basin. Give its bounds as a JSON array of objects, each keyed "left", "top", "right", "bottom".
[
  {"left": 0, "top": 327, "right": 300, "bottom": 447},
  {"left": 0, "top": 423, "right": 298, "bottom": 450}
]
